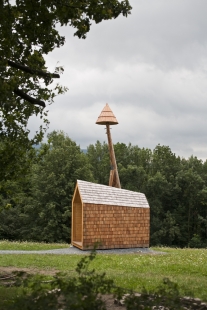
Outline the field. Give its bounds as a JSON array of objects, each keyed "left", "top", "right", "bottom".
[
  {"left": 0, "top": 240, "right": 69, "bottom": 251},
  {"left": 0, "top": 241, "right": 207, "bottom": 307}
]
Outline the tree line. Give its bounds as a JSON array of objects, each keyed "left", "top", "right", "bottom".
[{"left": 0, "top": 130, "right": 207, "bottom": 248}]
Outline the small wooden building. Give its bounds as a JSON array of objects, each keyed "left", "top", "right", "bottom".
[{"left": 72, "top": 180, "right": 150, "bottom": 250}]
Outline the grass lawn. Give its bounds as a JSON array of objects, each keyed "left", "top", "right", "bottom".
[
  {"left": 0, "top": 244, "right": 207, "bottom": 304},
  {"left": 0, "top": 240, "right": 69, "bottom": 250},
  {"left": 0, "top": 243, "right": 207, "bottom": 308}
]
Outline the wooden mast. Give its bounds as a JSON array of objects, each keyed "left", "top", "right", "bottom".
[{"left": 96, "top": 103, "right": 121, "bottom": 188}]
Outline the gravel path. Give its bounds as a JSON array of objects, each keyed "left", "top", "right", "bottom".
[{"left": 0, "top": 247, "right": 165, "bottom": 255}]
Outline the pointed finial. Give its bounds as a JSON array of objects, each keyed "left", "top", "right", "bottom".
[{"left": 96, "top": 103, "right": 118, "bottom": 125}]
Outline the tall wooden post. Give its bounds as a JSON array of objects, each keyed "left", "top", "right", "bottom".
[
  {"left": 106, "top": 124, "right": 121, "bottom": 188},
  {"left": 96, "top": 103, "right": 121, "bottom": 189}
]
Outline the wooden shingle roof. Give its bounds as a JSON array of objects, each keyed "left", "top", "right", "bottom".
[
  {"left": 96, "top": 103, "right": 118, "bottom": 125},
  {"left": 76, "top": 180, "right": 149, "bottom": 208}
]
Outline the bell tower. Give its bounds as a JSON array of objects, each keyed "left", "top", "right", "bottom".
[{"left": 96, "top": 103, "right": 121, "bottom": 188}]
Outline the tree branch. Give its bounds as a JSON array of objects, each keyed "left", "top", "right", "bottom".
[
  {"left": 14, "top": 89, "right": 45, "bottom": 108},
  {"left": 8, "top": 60, "right": 60, "bottom": 79}
]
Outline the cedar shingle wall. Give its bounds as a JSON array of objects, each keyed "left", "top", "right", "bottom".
[{"left": 82, "top": 203, "right": 150, "bottom": 250}]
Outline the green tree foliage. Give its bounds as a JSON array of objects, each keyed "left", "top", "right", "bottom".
[
  {"left": 87, "top": 141, "right": 109, "bottom": 185},
  {"left": 0, "top": 176, "right": 31, "bottom": 240},
  {"left": 25, "top": 131, "right": 94, "bottom": 243},
  {"left": 175, "top": 159, "right": 207, "bottom": 246},
  {"left": 0, "top": 136, "right": 37, "bottom": 201},
  {"left": 0, "top": 131, "right": 94, "bottom": 242},
  {"left": 1, "top": 134, "right": 207, "bottom": 247},
  {"left": 87, "top": 141, "right": 207, "bottom": 247}
]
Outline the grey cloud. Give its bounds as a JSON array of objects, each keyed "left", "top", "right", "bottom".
[
  {"left": 28, "top": 0, "right": 207, "bottom": 161},
  {"left": 52, "top": 0, "right": 207, "bottom": 71}
]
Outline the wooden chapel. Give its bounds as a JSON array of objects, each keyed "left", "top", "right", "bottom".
[{"left": 71, "top": 104, "right": 150, "bottom": 250}]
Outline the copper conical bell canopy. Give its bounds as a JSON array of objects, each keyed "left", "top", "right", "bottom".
[{"left": 96, "top": 103, "right": 118, "bottom": 125}]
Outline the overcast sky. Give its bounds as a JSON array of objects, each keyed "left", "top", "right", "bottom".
[{"left": 29, "top": 0, "right": 207, "bottom": 160}]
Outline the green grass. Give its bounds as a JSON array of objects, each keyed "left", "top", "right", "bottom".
[
  {"left": 0, "top": 286, "right": 25, "bottom": 309},
  {"left": 0, "top": 245, "right": 207, "bottom": 302},
  {"left": 0, "top": 240, "right": 69, "bottom": 250}
]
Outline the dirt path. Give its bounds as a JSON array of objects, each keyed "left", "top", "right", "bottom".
[
  {"left": 0, "top": 247, "right": 166, "bottom": 255},
  {"left": 0, "top": 266, "right": 59, "bottom": 276}
]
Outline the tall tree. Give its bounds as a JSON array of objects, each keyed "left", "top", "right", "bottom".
[
  {"left": 87, "top": 141, "right": 110, "bottom": 185},
  {"left": 22, "top": 131, "right": 94, "bottom": 243},
  {"left": 0, "top": 0, "right": 131, "bottom": 135},
  {"left": 175, "top": 159, "right": 207, "bottom": 246},
  {"left": 0, "top": 0, "right": 132, "bottom": 186}
]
